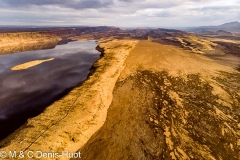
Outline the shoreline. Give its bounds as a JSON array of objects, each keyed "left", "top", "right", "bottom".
[
  {"left": 0, "top": 39, "right": 138, "bottom": 159},
  {"left": 0, "top": 40, "right": 101, "bottom": 141}
]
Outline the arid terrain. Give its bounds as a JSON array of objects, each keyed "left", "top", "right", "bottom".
[
  {"left": 80, "top": 40, "right": 240, "bottom": 160},
  {"left": 0, "top": 26, "right": 239, "bottom": 159}
]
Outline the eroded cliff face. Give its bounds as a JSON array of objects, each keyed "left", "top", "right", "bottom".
[
  {"left": 0, "top": 32, "right": 61, "bottom": 55},
  {"left": 0, "top": 32, "right": 60, "bottom": 44},
  {"left": 0, "top": 41, "right": 59, "bottom": 55},
  {"left": 79, "top": 41, "right": 240, "bottom": 160}
]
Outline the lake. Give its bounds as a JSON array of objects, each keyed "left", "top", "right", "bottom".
[{"left": 0, "top": 40, "right": 100, "bottom": 140}]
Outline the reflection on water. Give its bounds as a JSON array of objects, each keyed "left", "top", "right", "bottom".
[{"left": 0, "top": 40, "right": 100, "bottom": 140}]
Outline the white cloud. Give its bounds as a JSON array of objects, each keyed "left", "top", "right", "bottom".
[{"left": 0, "top": 0, "right": 239, "bottom": 27}]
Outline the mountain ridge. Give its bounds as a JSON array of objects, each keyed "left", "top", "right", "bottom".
[{"left": 187, "top": 21, "right": 240, "bottom": 32}]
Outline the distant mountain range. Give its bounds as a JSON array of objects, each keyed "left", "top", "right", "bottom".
[{"left": 186, "top": 21, "right": 240, "bottom": 33}]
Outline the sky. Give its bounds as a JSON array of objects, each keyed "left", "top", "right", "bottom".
[{"left": 0, "top": 0, "right": 239, "bottom": 28}]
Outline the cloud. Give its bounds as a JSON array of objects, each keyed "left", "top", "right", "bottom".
[
  {"left": 0, "top": 0, "right": 113, "bottom": 9},
  {"left": 118, "top": 0, "right": 145, "bottom": 3},
  {"left": 136, "top": 9, "right": 176, "bottom": 17},
  {"left": 118, "top": 0, "right": 135, "bottom": 2},
  {"left": 192, "top": 5, "right": 240, "bottom": 11},
  {"left": 0, "top": 0, "right": 239, "bottom": 27}
]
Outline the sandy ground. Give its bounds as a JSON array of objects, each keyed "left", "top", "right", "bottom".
[
  {"left": 11, "top": 58, "right": 54, "bottom": 70},
  {"left": 119, "top": 40, "right": 233, "bottom": 78},
  {"left": 0, "top": 39, "right": 138, "bottom": 159},
  {"left": 79, "top": 40, "right": 240, "bottom": 160}
]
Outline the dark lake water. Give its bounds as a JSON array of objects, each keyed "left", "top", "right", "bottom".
[{"left": 0, "top": 40, "right": 100, "bottom": 140}]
